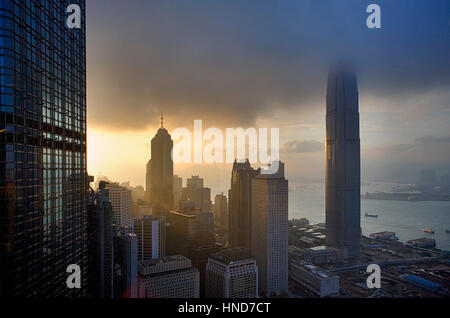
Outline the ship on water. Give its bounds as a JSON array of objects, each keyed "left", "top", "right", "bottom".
[
  {"left": 424, "top": 228, "right": 435, "bottom": 234},
  {"left": 365, "top": 212, "right": 378, "bottom": 218}
]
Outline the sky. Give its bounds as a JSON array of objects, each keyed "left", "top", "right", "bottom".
[{"left": 85, "top": 0, "right": 450, "bottom": 193}]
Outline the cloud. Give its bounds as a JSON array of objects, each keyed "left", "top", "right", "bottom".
[
  {"left": 86, "top": 0, "right": 450, "bottom": 130},
  {"left": 282, "top": 140, "right": 324, "bottom": 153}
]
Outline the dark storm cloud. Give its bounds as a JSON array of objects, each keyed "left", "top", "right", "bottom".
[{"left": 86, "top": 0, "right": 450, "bottom": 130}]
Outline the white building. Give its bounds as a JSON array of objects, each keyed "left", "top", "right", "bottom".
[
  {"left": 138, "top": 255, "right": 199, "bottom": 298},
  {"left": 290, "top": 261, "right": 340, "bottom": 297},
  {"left": 251, "top": 161, "right": 288, "bottom": 297},
  {"left": 109, "top": 185, "right": 132, "bottom": 228},
  {"left": 206, "top": 247, "right": 258, "bottom": 298}
]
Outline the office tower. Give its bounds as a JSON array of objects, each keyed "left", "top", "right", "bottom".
[
  {"left": 181, "top": 175, "right": 212, "bottom": 212},
  {"left": 205, "top": 247, "right": 258, "bottom": 298},
  {"left": 148, "top": 117, "right": 173, "bottom": 216},
  {"left": 133, "top": 215, "right": 166, "bottom": 261},
  {"left": 228, "top": 160, "right": 259, "bottom": 249},
  {"left": 167, "top": 204, "right": 215, "bottom": 257},
  {"left": 173, "top": 175, "right": 182, "bottom": 209},
  {"left": 325, "top": 64, "right": 361, "bottom": 262},
  {"left": 145, "top": 159, "right": 152, "bottom": 202},
  {"left": 0, "top": 0, "right": 88, "bottom": 297},
  {"left": 191, "top": 245, "right": 221, "bottom": 298},
  {"left": 87, "top": 181, "right": 114, "bottom": 298},
  {"left": 138, "top": 255, "right": 200, "bottom": 298},
  {"left": 137, "top": 205, "right": 152, "bottom": 217},
  {"left": 251, "top": 162, "right": 288, "bottom": 297},
  {"left": 108, "top": 184, "right": 132, "bottom": 228},
  {"left": 214, "top": 193, "right": 228, "bottom": 229},
  {"left": 113, "top": 226, "right": 138, "bottom": 298},
  {"left": 420, "top": 169, "right": 437, "bottom": 186}
]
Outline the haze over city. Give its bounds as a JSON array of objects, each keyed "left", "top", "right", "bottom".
[{"left": 86, "top": 0, "right": 450, "bottom": 188}]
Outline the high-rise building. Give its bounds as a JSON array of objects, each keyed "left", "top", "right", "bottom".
[
  {"left": 87, "top": 181, "right": 114, "bottom": 298},
  {"left": 133, "top": 215, "right": 166, "bottom": 261},
  {"left": 228, "top": 160, "right": 259, "bottom": 249},
  {"left": 108, "top": 184, "right": 132, "bottom": 228},
  {"left": 173, "top": 175, "right": 182, "bottom": 209},
  {"left": 138, "top": 255, "right": 199, "bottom": 298},
  {"left": 145, "top": 159, "right": 152, "bottom": 202},
  {"left": 214, "top": 193, "right": 228, "bottom": 229},
  {"left": 148, "top": 117, "right": 173, "bottom": 216},
  {"left": 325, "top": 64, "right": 361, "bottom": 261},
  {"left": 167, "top": 204, "right": 215, "bottom": 257},
  {"left": 205, "top": 247, "right": 258, "bottom": 298},
  {"left": 113, "top": 226, "right": 138, "bottom": 298},
  {"left": 0, "top": 0, "right": 88, "bottom": 297},
  {"left": 181, "top": 175, "right": 212, "bottom": 212},
  {"left": 251, "top": 162, "right": 288, "bottom": 297}
]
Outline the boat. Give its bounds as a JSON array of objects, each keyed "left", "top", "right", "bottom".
[
  {"left": 424, "top": 228, "right": 435, "bottom": 234},
  {"left": 446, "top": 230, "right": 450, "bottom": 234},
  {"left": 365, "top": 213, "right": 378, "bottom": 218}
]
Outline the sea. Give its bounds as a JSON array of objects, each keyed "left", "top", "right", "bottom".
[{"left": 289, "top": 182, "right": 450, "bottom": 251}]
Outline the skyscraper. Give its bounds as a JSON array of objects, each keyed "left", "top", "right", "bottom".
[
  {"left": 108, "top": 184, "right": 132, "bottom": 228},
  {"left": 205, "top": 247, "right": 258, "bottom": 298},
  {"left": 214, "top": 193, "right": 228, "bottom": 229},
  {"left": 133, "top": 215, "right": 166, "bottom": 261},
  {"left": 325, "top": 65, "right": 361, "bottom": 261},
  {"left": 147, "top": 117, "right": 173, "bottom": 216},
  {"left": 228, "top": 160, "right": 259, "bottom": 249},
  {"left": 173, "top": 174, "right": 182, "bottom": 209},
  {"left": 0, "top": 0, "right": 88, "bottom": 297},
  {"left": 87, "top": 181, "right": 114, "bottom": 298},
  {"left": 113, "top": 225, "right": 138, "bottom": 298},
  {"left": 251, "top": 162, "right": 288, "bottom": 297},
  {"left": 181, "top": 175, "right": 212, "bottom": 212}
]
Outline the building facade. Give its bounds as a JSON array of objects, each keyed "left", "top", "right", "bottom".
[
  {"left": 214, "top": 193, "right": 228, "bottom": 229},
  {"left": 325, "top": 65, "right": 361, "bottom": 261},
  {"left": 108, "top": 184, "right": 132, "bottom": 228},
  {"left": 206, "top": 247, "right": 258, "bottom": 298},
  {"left": 113, "top": 225, "right": 138, "bottom": 298},
  {"left": 0, "top": 0, "right": 88, "bottom": 297},
  {"left": 133, "top": 215, "right": 166, "bottom": 261},
  {"left": 290, "top": 261, "right": 340, "bottom": 298},
  {"left": 148, "top": 118, "right": 173, "bottom": 215},
  {"left": 87, "top": 181, "right": 114, "bottom": 298},
  {"left": 181, "top": 175, "right": 212, "bottom": 212},
  {"left": 228, "top": 160, "right": 259, "bottom": 249},
  {"left": 138, "top": 255, "right": 199, "bottom": 298},
  {"left": 251, "top": 162, "right": 288, "bottom": 296}
]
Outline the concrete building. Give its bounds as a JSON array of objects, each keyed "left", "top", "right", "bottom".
[
  {"left": 133, "top": 215, "right": 166, "bottom": 261},
  {"left": 113, "top": 226, "right": 138, "bottom": 298},
  {"left": 138, "top": 255, "right": 199, "bottom": 298},
  {"left": 325, "top": 64, "right": 361, "bottom": 261},
  {"left": 229, "top": 160, "right": 259, "bottom": 249},
  {"left": 206, "top": 247, "right": 258, "bottom": 298},
  {"left": 251, "top": 162, "right": 288, "bottom": 296},
  {"left": 181, "top": 176, "right": 212, "bottom": 212},
  {"left": 290, "top": 261, "right": 340, "bottom": 297},
  {"left": 137, "top": 205, "right": 152, "bottom": 217},
  {"left": 173, "top": 175, "right": 183, "bottom": 209},
  {"left": 304, "top": 246, "right": 337, "bottom": 265},
  {"left": 109, "top": 184, "right": 132, "bottom": 228},
  {"left": 214, "top": 193, "right": 228, "bottom": 229}
]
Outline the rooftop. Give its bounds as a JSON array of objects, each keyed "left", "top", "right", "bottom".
[{"left": 209, "top": 247, "right": 253, "bottom": 264}]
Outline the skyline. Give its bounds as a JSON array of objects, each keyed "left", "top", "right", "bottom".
[{"left": 85, "top": 0, "right": 450, "bottom": 188}]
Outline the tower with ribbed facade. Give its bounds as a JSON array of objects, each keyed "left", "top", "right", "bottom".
[
  {"left": 148, "top": 117, "right": 173, "bottom": 216},
  {"left": 325, "top": 64, "right": 361, "bottom": 262}
]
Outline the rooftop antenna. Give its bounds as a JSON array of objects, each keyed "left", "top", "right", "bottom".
[{"left": 160, "top": 111, "right": 164, "bottom": 128}]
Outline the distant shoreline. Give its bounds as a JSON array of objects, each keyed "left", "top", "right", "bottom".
[{"left": 363, "top": 192, "right": 450, "bottom": 202}]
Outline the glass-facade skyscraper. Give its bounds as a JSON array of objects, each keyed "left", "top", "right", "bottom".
[
  {"left": 0, "top": 0, "right": 87, "bottom": 297},
  {"left": 325, "top": 65, "right": 361, "bottom": 262}
]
